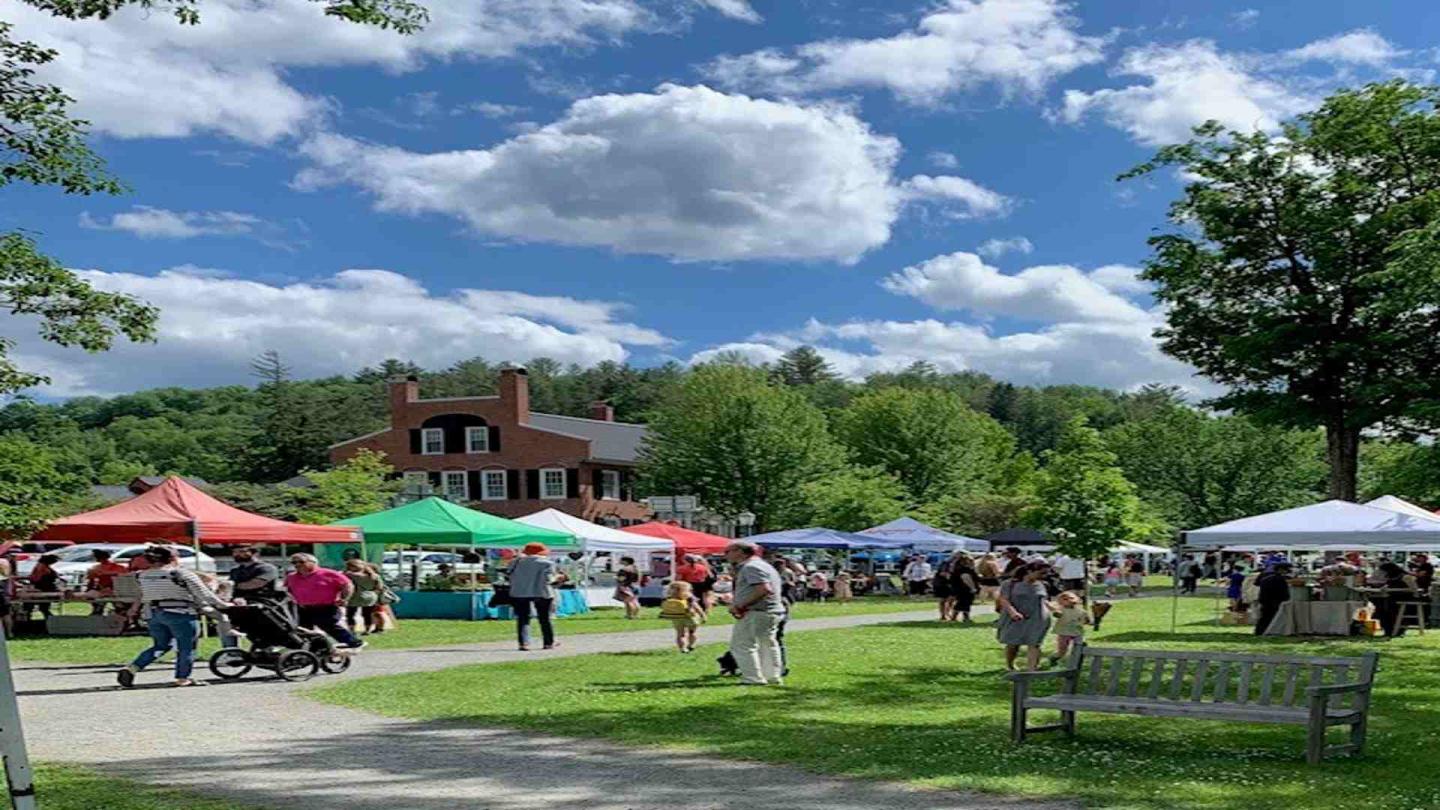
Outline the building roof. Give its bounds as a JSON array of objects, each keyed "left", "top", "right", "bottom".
[
  {"left": 133, "top": 475, "right": 209, "bottom": 489},
  {"left": 528, "top": 412, "right": 647, "bottom": 463},
  {"left": 90, "top": 485, "right": 136, "bottom": 503}
]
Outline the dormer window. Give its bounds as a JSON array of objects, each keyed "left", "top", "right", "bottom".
[
  {"left": 421, "top": 428, "right": 445, "bottom": 455},
  {"left": 466, "top": 426, "right": 490, "bottom": 453}
]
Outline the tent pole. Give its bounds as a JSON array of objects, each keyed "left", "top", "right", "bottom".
[
  {"left": 1170, "top": 531, "right": 1183, "bottom": 635},
  {"left": 191, "top": 521, "right": 207, "bottom": 640}
]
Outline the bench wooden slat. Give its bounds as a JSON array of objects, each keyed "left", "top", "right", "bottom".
[
  {"left": 1236, "top": 661, "right": 1254, "bottom": 705},
  {"left": 1212, "top": 661, "right": 1230, "bottom": 703},
  {"left": 1106, "top": 656, "right": 1124, "bottom": 696},
  {"left": 1126, "top": 656, "right": 1145, "bottom": 697},
  {"left": 1082, "top": 647, "right": 1365, "bottom": 667},
  {"left": 1146, "top": 658, "right": 1166, "bottom": 699},
  {"left": 1282, "top": 663, "right": 1301, "bottom": 706},
  {"left": 1087, "top": 655, "right": 1103, "bottom": 694},
  {"left": 1190, "top": 660, "right": 1210, "bottom": 702},
  {"left": 1331, "top": 665, "right": 1352, "bottom": 709},
  {"left": 1168, "top": 658, "right": 1187, "bottom": 699},
  {"left": 1259, "top": 663, "right": 1276, "bottom": 706}
]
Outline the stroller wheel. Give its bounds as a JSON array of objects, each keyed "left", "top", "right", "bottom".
[
  {"left": 275, "top": 650, "right": 320, "bottom": 682},
  {"left": 320, "top": 652, "right": 352, "bottom": 674},
  {"left": 209, "top": 649, "right": 252, "bottom": 680}
]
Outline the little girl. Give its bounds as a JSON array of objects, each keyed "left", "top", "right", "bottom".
[
  {"left": 805, "top": 569, "right": 829, "bottom": 602},
  {"left": 1102, "top": 562, "right": 1122, "bottom": 598},
  {"left": 658, "top": 580, "right": 704, "bottom": 652},
  {"left": 1050, "top": 590, "right": 1090, "bottom": 663},
  {"left": 833, "top": 571, "right": 854, "bottom": 603}
]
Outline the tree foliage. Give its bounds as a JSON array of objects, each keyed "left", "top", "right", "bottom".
[
  {"left": 1126, "top": 81, "right": 1440, "bottom": 500},
  {"left": 0, "top": 433, "right": 92, "bottom": 534},
  {"left": 800, "top": 466, "right": 906, "bottom": 532},
  {"left": 640, "top": 364, "right": 840, "bottom": 531},
  {"left": 1029, "top": 417, "right": 1150, "bottom": 559},
  {"left": 292, "top": 449, "right": 398, "bottom": 524}
]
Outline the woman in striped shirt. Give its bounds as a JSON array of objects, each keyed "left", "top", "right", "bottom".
[{"left": 117, "top": 546, "right": 230, "bottom": 688}]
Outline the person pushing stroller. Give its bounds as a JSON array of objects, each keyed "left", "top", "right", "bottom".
[{"left": 117, "top": 546, "right": 231, "bottom": 688}]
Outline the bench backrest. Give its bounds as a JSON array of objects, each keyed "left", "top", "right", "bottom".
[{"left": 1069, "top": 644, "right": 1378, "bottom": 708}]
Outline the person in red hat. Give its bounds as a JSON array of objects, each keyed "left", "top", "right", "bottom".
[{"left": 507, "top": 542, "right": 560, "bottom": 651}]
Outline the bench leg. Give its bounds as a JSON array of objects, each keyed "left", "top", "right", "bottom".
[
  {"left": 1306, "top": 703, "right": 1327, "bottom": 765},
  {"left": 1349, "top": 715, "right": 1368, "bottom": 756},
  {"left": 1011, "top": 703, "right": 1028, "bottom": 743},
  {"left": 1061, "top": 709, "right": 1076, "bottom": 737}
]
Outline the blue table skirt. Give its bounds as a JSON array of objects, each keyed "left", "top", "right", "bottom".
[{"left": 392, "top": 588, "right": 590, "bottom": 621}]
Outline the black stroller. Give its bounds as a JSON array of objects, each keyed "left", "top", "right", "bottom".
[{"left": 208, "top": 601, "right": 353, "bottom": 682}]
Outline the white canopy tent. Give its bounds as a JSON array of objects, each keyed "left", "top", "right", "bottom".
[
  {"left": 1182, "top": 499, "right": 1440, "bottom": 551},
  {"left": 515, "top": 509, "right": 674, "bottom": 555},
  {"left": 1364, "top": 495, "right": 1439, "bottom": 521}
]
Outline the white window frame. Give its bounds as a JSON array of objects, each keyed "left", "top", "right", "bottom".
[
  {"left": 601, "top": 469, "right": 621, "bottom": 500},
  {"left": 441, "top": 470, "right": 468, "bottom": 500},
  {"left": 465, "top": 426, "right": 490, "bottom": 454},
  {"left": 540, "top": 467, "right": 567, "bottom": 500},
  {"left": 421, "top": 427, "right": 445, "bottom": 455},
  {"left": 482, "top": 469, "right": 507, "bottom": 501},
  {"left": 402, "top": 470, "right": 429, "bottom": 491}
]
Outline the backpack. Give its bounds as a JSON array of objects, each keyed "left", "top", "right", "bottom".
[{"left": 658, "top": 597, "right": 692, "bottom": 619}]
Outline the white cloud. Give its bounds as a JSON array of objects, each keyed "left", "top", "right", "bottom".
[
  {"left": 928, "top": 151, "right": 960, "bottom": 169},
  {"left": 295, "top": 84, "right": 1007, "bottom": 263},
  {"left": 1285, "top": 30, "right": 1403, "bottom": 66},
  {"left": 1089, "top": 264, "right": 1152, "bottom": 295},
  {"left": 3, "top": 268, "right": 669, "bottom": 397},
  {"left": 695, "top": 0, "right": 761, "bottom": 23},
  {"left": 705, "top": 0, "right": 1105, "bottom": 105},
  {"left": 1231, "top": 9, "right": 1260, "bottom": 29},
  {"left": 976, "top": 236, "right": 1034, "bottom": 259},
  {"left": 1060, "top": 40, "right": 1313, "bottom": 146},
  {"left": 78, "top": 206, "right": 286, "bottom": 242},
  {"left": 9, "top": 0, "right": 655, "bottom": 143},
  {"left": 880, "top": 251, "right": 1150, "bottom": 323}
]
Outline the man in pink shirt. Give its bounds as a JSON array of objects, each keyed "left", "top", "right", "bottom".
[{"left": 284, "top": 553, "right": 364, "bottom": 649}]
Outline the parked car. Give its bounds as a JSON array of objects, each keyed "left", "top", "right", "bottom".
[{"left": 18, "top": 543, "right": 217, "bottom": 589}]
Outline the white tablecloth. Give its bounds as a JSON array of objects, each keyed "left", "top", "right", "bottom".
[{"left": 1262, "top": 601, "right": 1366, "bottom": 636}]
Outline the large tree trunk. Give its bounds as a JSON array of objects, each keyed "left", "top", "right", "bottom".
[{"left": 1325, "top": 422, "right": 1361, "bottom": 501}]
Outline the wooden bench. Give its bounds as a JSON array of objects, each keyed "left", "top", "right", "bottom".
[{"left": 1008, "top": 643, "right": 1379, "bottom": 764}]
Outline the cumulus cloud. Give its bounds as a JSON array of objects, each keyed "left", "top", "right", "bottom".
[
  {"left": 1059, "top": 40, "right": 1313, "bottom": 146},
  {"left": 880, "top": 251, "right": 1150, "bottom": 323},
  {"left": 9, "top": 0, "right": 656, "bottom": 143},
  {"left": 1284, "top": 30, "right": 1403, "bottom": 66},
  {"left": 694, "top": 0, "right": 761, "bottom": 22},
  {"left": 1231, "top": 9, "right": 1260, "bottom": 29},
  {"left": 294, "top": 84, "right": 1008, "bottom": 263},
  {"left": 3, "top": 268, "right": 669, "bottom": 397},
  {"left": 928, "top": 151, "right": 961, "bottom": 169},
  {"left": 976, "top": 236, "right": 1034, "bottom": 259},
  {"left": 704, "top": 0, "right": 1105, "bottom": 105},
  {"left": 693, "top": 316, "right": 1205, "bottom": 393}
]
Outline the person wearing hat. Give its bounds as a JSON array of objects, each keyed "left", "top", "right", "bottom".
[
  {"left": 1253, "top": 561, "right": 1292, "bottom": 635},
  {"left": 507, "top": 542, "right": 560, "bottom": 651},
  {"left": 117, "top": 546, "right": 231, "bottom": 688}
]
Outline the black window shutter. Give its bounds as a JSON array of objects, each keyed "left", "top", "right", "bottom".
[
  {"left": 525, "top": 469, "right": 539, "bottom": 500},
  {"left": 467, "top": 471, "right": 482, "bottom": 499},
  {"left": 444, "top": 426, "right": 464, "bottom": 455},
  {"left": 566, "top": 468, "right": 580, "bottom": 498},
  {"left": 507, "top": 469, "right": 520, "bottom": 500},
  {"left": 488, "top": 425, "right": 501, "bottom": 452},
  {"left": 409, "top": 429, "right": 422, "bottom": 454},
  {"left": 621, "top": 469, "right": 633, "bottom": 501},
  {"left": 592, "top": 469, "right": 604, "bottom": 497},
  {"left": 427, "top": 471, "right": 442, "bottom": 489}
]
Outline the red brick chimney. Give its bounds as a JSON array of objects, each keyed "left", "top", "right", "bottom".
[
  {"left": 389, "top": 374, "right": 419, "bottom": 417},
  {"left": 589, "top": 401, "right": 614, "bottom": 422},
  {"left": 499, "top": 367, "right": 530, "bottom": 424}
]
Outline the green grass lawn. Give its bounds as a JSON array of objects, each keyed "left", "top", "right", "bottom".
[
  {"left": 35, "top": 763, "right": 269, "bottom": 810},
  {"left": 312, "top": 597, "right": 1439, "bottom": 810},
  {"left": 9, "top": 596, "right": 926, "bottom": 664}
]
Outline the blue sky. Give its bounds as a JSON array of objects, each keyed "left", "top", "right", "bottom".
[{"left": 5, "top": 0, "right": 1438, "bottom": 397}]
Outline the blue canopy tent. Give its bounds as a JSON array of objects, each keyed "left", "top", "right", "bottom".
[
  {"left": 860, "top": 517, "right": 989, "bottom": 553},
  {"left": 748, "top": 526, "right": 911, "bottom": 550}
]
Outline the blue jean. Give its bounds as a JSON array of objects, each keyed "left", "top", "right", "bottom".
[{"left": 131, "top": 609, "right": 199, "bottom": 680}]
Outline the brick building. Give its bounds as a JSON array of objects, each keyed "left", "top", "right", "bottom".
[{"left": 329, "top": 369, "right": 652, "bottom": 524}]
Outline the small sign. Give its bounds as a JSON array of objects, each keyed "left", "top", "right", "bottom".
[{"left": 672, "top": 495, "right": 698, "bottom": 512}]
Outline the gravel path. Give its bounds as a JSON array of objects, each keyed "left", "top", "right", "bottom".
[{"left": 18, "top": 605, "right": 1073, "bottom": 810}]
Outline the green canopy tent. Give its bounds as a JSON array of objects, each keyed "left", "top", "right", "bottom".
[{"left": 332, "top": 497, "right": 577, "bottom": 552}]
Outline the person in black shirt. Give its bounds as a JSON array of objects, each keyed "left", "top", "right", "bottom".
[
  {"left": 1253, "top": 563, "right": 1292, "bottom": 635},
  {"left": 1001, "top": 547, "right": 1025, "bottom": 576},
  {"left": 228, "top": 546, "right": 281, "bottom": 603}
]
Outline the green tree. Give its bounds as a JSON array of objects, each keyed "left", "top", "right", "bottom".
[
  {"left": 1125, "top": 82, "right": 1440, "bottom": 500},
  {"left": 292, "top": 449, "right": 398, "bottom": 524},
  {"left": 1358, "top": 442, "right": 1440, "bottom": 506},
  {"left": 207, "top": 481, "right": 304, "bottom": 522},
  {"left": 1, "top": 1, "right": 426, "bottom": 393},
  {"left": 1106, "top": 408, "right": 1324, "bottom": 528},
  {"left": 0, "top": 433, "right": 91, "bottom": 533},
  {"left": 835, "top": 387, "right": 1014, "bottom": 504},
  {"left": 248, "top": 351, "right": 328, "bottom": 481},
  {"left": 771, "top": 346, "right": 836, "bottom": 387},
  {"left": 640, "top": 364, "right": 840, "bottom": 531},
  {"left": 1029, "top": 417, "right": 1150, "bottom": 559},
  {"left": 801, "top": 466, "right": 906, "bottom": 531}
]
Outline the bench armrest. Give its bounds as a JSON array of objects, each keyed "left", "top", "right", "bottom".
[{"left": 1306, "top": 682, "right": 1369, "bottom": 698}]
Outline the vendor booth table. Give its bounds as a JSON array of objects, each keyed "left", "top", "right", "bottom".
[
  {"left": 393, "top": 587, "right": 588, "bottom": 620},
  {"left": 1262, "top": 600, "right": 1368, "bottom": 636}
]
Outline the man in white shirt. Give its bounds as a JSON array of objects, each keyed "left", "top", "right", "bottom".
[
  {"left": 1053, "top": 553, "right": 1088, "bottom": 593},
  {"left": 902, "top": 556, "right": 934, "bottom": 597}
]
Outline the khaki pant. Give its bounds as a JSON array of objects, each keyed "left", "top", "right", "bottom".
[{"left": 729, "top": 610, "right": 783, "bottom": 684}]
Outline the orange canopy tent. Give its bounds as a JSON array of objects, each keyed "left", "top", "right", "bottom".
[
  {"left": 33, "top": 477, "right": 361, "bottom": 544},
  {"left": 621, "top": 521, "right": 732, "bottom": 555}
]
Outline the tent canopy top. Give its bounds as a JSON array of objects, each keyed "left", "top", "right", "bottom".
[
  {"left": 1183, "top": 499, "right": 1440, "bottom": 550},
  {"left": 860, "top": 517, "right": 989, "bottom": 552},
  {"left": 515, "top": 509, "right": 671, "bottom": 555},
  {"left": 35, "top": 476, "right": 360, "bottom": 544},
  {"left": 334, "top": 497, "right": 576, "bottom": 549},
  {"left": 622, "top": 522, "right": 732, "bottom": 555},
  {"left": 746, "top": 526, "right": 909, "bottom": 550}
]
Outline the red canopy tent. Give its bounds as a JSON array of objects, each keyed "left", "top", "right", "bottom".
[
  {"left": 621, "top": 522, "right": 732, "bottom": 555},
  {"left": 33, "top": 477, "right": 361, "bottom": 544}
]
